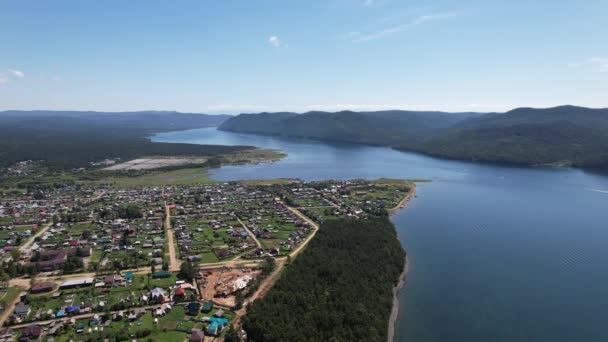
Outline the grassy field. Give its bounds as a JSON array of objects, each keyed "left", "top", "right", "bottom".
[
  {"left": 0, "top": 287, "right": 22, "bottom": 307},
  {"left": 93, "top": 148, "right": 286, "bottom": 188},
  {"left": 96, "top": 168, "right": 216, "bottom": 187},
  {"left": 222, "top": 149, "right": 286, "bottom": 165}
]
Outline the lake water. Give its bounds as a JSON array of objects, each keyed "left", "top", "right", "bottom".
[{"left": 153, "top": 127, "right": 608, "bottom": 342}]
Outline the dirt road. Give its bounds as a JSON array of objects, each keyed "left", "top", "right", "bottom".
[
  {"left": 163, "top": 201, "right": 180, "bottom": 272},
  {"left": 236, "top": 217, "right": 262, "bottom": 248},
  {"left": 285, "top": 205, "right": 320, "bottom": 258},
  {"left": 0, "top": 289, "right": 26, "bottom": 327},
  {"left": 234, "top": 205, "right": 319, "bottom": 324}
]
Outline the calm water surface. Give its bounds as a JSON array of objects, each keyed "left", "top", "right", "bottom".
[{"left": 153, "top": 127, "right": 608, "bottom": 342}]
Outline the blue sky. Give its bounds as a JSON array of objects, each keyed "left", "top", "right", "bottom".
[{"left": 0, "top": 0, "right": 606, "bottom": 113}]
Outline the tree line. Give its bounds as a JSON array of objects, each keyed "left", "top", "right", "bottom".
[{"left": 242, "top": 217, "right": 405, "bottom": 341}]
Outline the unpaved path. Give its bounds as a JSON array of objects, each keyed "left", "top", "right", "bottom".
[
  {"left": 164, "top": 201, "right": 180, "bottom": 271},
  {"left": 236, "top": 217, "right": 262, "bottom": 248},
  {"left": 0, "top": 288, "right": 26, "bottom": 327},
  {"left": 234, "top": 204, "right": 319, "bottom": 324}
]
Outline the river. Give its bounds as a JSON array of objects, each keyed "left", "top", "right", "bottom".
[{"left": 153, "top": 127, "right": 608, "bottom": 342}]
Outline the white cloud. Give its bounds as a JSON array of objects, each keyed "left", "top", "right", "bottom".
[
  {"left": 350, "top": 11, "right": 462, "bottom": 43},
  {"left": 7, "top": 69, "right": 24, "bottom": 78},
  {"left": 268, "top": 36, "right": 281, "bottom": 47},
  {"left": 0, "top": 77, "right": 7, "bottom": 85},
  {"left": 568, "top": 57, "right": 608, "bottom": 73}
]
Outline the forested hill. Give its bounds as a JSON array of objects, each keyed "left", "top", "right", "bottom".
[
  {"left": 0, "top": 110, "right": 229, "bottom": 134},
  {"left": 0, "top": 111, "right": 247, "bottom": 169},
  {"left": 219, "top": 106, "right": 608, "bottom": 169},
  {"left": 220, "top": 110, "right": 480, "bottom": 146}
]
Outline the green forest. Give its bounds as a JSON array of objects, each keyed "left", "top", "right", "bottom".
[
  {"left": 0, "top": 111, "right": 250, "bottom": 170},
  {"left": 242, "top": 218, "right": 406, "bottom": 342}
]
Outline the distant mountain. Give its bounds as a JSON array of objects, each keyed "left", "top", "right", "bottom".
[
  {"left": 220, "top": 110, "right": 478, "bottom": 146},
  {"left": 0, "top": 110, "right": 230, "bottom": 134},
  {"left": 219, "top": 106, "right": 608, "bottom": 169},
  {"left": 0, "top": 110, "right": 241, "bottom": 169}
]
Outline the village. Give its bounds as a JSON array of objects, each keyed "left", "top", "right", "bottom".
[{"left": 0, "top": 177, "right": 413, "bottom": 341}]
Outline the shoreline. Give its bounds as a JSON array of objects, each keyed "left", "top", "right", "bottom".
[
  {"left": 387, "top": 183, "right": 417, "bottom": 342},
  {"left": 388, "top": 256, "right": 409, "bottom": 342},
  {"left": 388, "top": 182, "right": 417, "bottom": 215}
]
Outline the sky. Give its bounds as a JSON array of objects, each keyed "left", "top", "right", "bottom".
[{"left": 0, "top": 0, "right": 607, "bottom": 113}]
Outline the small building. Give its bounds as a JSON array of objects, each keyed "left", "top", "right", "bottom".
[
  {"left": 201, "top": 301, "right": 214, "bottom": 313},
  {"left": 104, "top": 275, "right": 115, "bottom": 286},
  {"left": 14, "top": 303, "right": 31, "bottom": 317},
  {"left": 189, "top": 329, "right": 205, "bottom": 342},
  {"left": 66, "top": 306, "right": 80, "bottom": 315},
  {"left": 30, "top": 282, "right": 55, "bottom": 294},
  {"left": 153, "top": 271, "right": 172, "bottom": 279},
  {"left": 21, "top": 325, "right": 42, "bottom": 339},
  {"left": 186, "top": 302, "right": 200, "bottom": 315},
  {"left": 59, "top": 277, "right": 94, "bottom": 289}
]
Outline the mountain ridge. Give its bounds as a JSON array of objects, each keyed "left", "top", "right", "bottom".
[{"left": 219, "top": 106, "right": 608, "bottom": 169}]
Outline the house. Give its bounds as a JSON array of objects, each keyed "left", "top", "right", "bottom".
[
  {"left": 205, "top": 317, "right": 228, "bottom": 336},
  {"left": 174, "top": 287, "right": 185, "bottom": 298},
  {"left": 189, "top": 329, "right": 205, "bottom": 342},
  {"left": 30, "top": 282, "right": 54, "bottom": 294},
  {"left": 66, "top": 305, "right": 80, "bottom": 315},
  {"left": 186, "top": 302, "right": 200, "bottom": 315},
  {"left": 150, "top": 287, "right": 166, "bottom": 303},
  {"left": 153, "top": 271, "right": 172, "bottom": 279},
  {"left": 59, "top": 277, "right": 94, "bottom": 289},
  {"left": 187, "top": 255, "right": 201, "bottom": 262},
  {"left": 214, "top": 249, "right": 232, "bottom": 260},
  {"left": 104, "top": 275, "right": 115, "bottom": 286},
  {"left": 21, "top": 325, "right": 42, "bottom": 339},
  {"left": 202, "top": 301, "right": 214, "bottom": 313},
  {"left": 13, "top": 303, "right": 30, "bottom": 317}
]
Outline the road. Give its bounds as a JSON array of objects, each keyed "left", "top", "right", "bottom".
[
  {"left": 4, "top": 201, "right": 321, "bottom": 330},
  {"left": 0, "top": 289, "right": 26, "bottom": 327},
  {"left": 9, "top": 190, "right": 107, "bottom": 261},
  {"left": 6, "top": 303, "right": 168, "bottom": 330},
  {"left": 284, "top": 204, "right": 320, "bottom": 258},
  {"left": 234, "top": 204, "right": 319, "bottom": 324},
  {"left": 236, "top": 217, "right": 262, "bottom": 248},
  {"left": 18, "top": 222, "right": 52, "bottom": 255},
  {"left": 163, "top": 201, "right": 180, "bottom": 272}
]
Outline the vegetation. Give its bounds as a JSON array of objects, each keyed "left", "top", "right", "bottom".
[
  {"left": 0, "top": 110, "right": 250, "bottom": 170},
  {"left": 242, "top": 218, "right": 405, "bottom": 342},
  {"left": 220, "top": 106, "right": 608, "bottom": 169}
]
